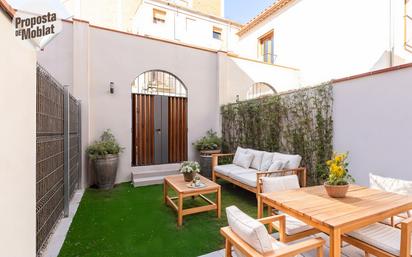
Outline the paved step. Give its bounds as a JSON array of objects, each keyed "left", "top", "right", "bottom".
[
  {"left": 132, "top": 167, "right": 179, "bottom": 179},
  {"left": 132, "top": 164, "right": 180, "bottom": 187},
  {"left": 132, "top": 176, "right": 165, "bottom": 187}
]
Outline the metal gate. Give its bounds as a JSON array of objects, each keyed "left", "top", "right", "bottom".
[{"left": 36, "top": 65, "right": 81, "bottom": 254}]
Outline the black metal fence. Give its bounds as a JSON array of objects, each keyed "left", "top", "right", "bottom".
[{"left": 36, "top": 65, "right": 81, "bottom": 254}]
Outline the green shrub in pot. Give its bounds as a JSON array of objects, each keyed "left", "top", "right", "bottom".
[
  {"left": 193, "top": 129, "right": 222, "bottom": 154},
  {"left": 87, "top": 130, "right": 124, "bottom": 189}
]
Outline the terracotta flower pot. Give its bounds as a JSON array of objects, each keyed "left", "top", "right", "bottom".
[
  {"left": 183, "top": 172, "right": 195, "bottom": 182},
  {"left": 324, "top": 183, "right": 349, "bottom": 198}
]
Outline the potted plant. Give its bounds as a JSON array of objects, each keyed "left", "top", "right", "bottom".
[
  {"left": 180, "top": 161, "right": 200, "bottom": 182},
  {"left": 193, "top": 130, "right": 222, "bottom": 178},
  {"left": 86, "top": 129, "right": 124, "bottom": 189},
  {"left": 193, "top": 129, "right": 222, "bottom": 155},
  {"left": 324, "top": 152, "right": 354, "bottom": 198}
]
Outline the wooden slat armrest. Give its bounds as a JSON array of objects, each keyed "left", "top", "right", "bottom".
[
  {"left": 270, "top": 237, "right": 325, "bottom": 257},
  {"left": 257, "top": 167, "right": 307, "bottom": 188},
  {"left": 221, "top": 226, "right": 264, "bottom": 257},
  {"left": 257, "top": 168, "right": 306, "bottom": 175},
  {"left": 257, "top": 215, "right": 285, "bottom": 225}
]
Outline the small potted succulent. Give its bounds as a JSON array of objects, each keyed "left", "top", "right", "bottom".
[
  {"left": 180, "top": 161, "right": 200, "bottom": 182},
  {"left": 324, "top": 152, "right": 355, "bottom": 198},
  {"left": 193, "top": 129, "right": 222, "bottom": 155},
  {"left": 86, "top": 130, "right": 124, "bottom": 189}
]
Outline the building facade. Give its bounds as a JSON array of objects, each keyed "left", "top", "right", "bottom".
[
  {"left": 235, "top": 0, "right": 412, "bottom": 85},
  {"left": 63, "top": 0, "right": 236, "bottom": 51}
]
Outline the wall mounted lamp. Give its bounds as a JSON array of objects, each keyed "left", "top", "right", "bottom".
[{"left": 109, "top": 82, "right": 115, "bottom": 94}]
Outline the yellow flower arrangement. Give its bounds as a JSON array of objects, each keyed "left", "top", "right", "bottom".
[{"left": 325, "top": 152, "right": 354, "bottom": 185}]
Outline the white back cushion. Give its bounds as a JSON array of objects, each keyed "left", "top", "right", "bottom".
[
  {"left": 248, "top": 149, "right": 264, "bottom": 170},
  {"left": 268, "top": 160, "right": 289, "bottom": 173},
  {"left": 233, "top": 147, "right": 248, "bottom": 164},
  {"left": 226, "top": 206, "right": 273, "bottom": 255},
  {"left": 260, "top": 152, "right": 274, "bottom": 171},
  {"left": 370, "top": 173, "right": 412, "bottom": 195},
  {"left": 262, "top": 175, "right": 300, "bottom": 193},
  {"left": 273, "top": 152, "right": 302, "bottom": 169},
  {"left": 233, "top": 152, "right": 254, "bottom": 169}
]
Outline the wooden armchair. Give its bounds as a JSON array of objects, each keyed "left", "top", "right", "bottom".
[
  {"left": 342, "top": 217, "right": 412, "bottom": 257},
  {"left": 221, "top": 214, "right": 325, "bottom": 257}
]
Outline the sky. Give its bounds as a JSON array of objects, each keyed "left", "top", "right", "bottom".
[{"left": 225, "top": 0, "right": 276, "bottom": 24}]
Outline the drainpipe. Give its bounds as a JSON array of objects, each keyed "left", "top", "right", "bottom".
[{"left": 389, "top": 0, "right": 394, "bottom": 66}]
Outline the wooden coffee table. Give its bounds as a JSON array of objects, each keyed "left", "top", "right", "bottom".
[{"left": 163, "top": 174, "right": 221, "bottom": 226}]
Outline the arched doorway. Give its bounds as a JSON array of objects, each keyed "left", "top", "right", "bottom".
[
  {"left": 246, "top": 82, "right": 277, "bottom": 100},
  {"left": 131, "top": 70, "right": 188, "bottom": 166}
]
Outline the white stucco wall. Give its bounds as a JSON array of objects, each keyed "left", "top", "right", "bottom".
[
  {"left": 218, "top": 53, "right": 301, "bottom": 104},
  {"left": 0, "top": 9, "right": 37, "bottom": 257},
  {"left": 132, "top": 0, "right": 240, "bottom": 51},
  {"left": 87, "top": 26, "right": 220, "bottom": 183},
  {"left": 333, "top": 66, "right": 412, "bottom": 186},
  {"left": 237, "top": 0, "right": 412, "bottom": 85}
]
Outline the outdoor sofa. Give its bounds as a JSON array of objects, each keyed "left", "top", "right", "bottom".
[{"left": 211, "top": 147, "right": 307, "bottom": 195}]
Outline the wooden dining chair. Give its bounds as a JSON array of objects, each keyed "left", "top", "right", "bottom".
[
  {"left": 342, "top": 217, "right": 412, "bottom": 257},
  {"left": 257, "top": 174, "right": 320, "bottom": 243},
  {"left": 221, "top": 206, "right": 325, "bottom": 257}
]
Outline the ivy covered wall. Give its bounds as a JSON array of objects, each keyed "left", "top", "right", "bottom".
[{"left": 221, "top": 83, "right": 333, "bottom": 185}]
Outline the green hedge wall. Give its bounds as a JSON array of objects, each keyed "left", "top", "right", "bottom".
[{"left": 221, "top": 83, "right": 333, "bottom": 185}]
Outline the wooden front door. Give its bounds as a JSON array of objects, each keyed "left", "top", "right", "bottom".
[{"left": 132, "top": 94, "right": 187, "bottom": 166}]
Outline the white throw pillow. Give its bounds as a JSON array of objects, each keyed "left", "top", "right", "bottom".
[
  {"left": 260, "top": 152, "right": 274, "bottom": 171},
  {"left": 248, "top": 149, "right": 264, "bottom": 170},
  {"left": 226, "top": 206, "right": 273, "bottom": 256},
  {"left": 268, "top": 160, "right": 289, "bottom": 173},
  {"left": 261, "top": 175, "right": 301, "bottom": 193},
  {"left": 370, "top": 173, "right": 412, "bottom": 196},
  {"left": 233, "top": 147, "right": 248, "bottom": 164},
  {"left": 272, "top": 152, "right": 302, "bottom": 169},
  {"left": 233, "top": 152, "right": 254, "bottom": 169}
]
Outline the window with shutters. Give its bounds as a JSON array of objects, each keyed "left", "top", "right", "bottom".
[{"left": 153, "top": 9, "right": 166, "bottom": 24}]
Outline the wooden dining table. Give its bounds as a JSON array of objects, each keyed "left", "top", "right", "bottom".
[{"left": 259, "top": 185, "right": 412, "bottom": 257}]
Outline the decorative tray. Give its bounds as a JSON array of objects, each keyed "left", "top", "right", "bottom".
[{"left": 187, "top": 182, "right": 206, "bottom": 188}]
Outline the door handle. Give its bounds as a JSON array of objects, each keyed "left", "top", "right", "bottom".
[{"left": 156, "top": 129, "right": 161, "bottom": 134}]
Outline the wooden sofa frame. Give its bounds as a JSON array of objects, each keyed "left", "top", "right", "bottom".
[
  {"left": 211, "top": 153, "right": 307, "bottom": 196},
  {"left": 342, "top": 217, "right": 412, "bottom": 257},
  {"left": 221, "top": 214, "right": 325, "bottom": 257}
]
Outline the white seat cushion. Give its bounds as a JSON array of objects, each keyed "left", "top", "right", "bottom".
[
  {"left": 273, "top": 152, "right": 302, "bottom": 169},
  {"left": 215, "top": 164, "right": 249, "bottom": 176},
  {"left": 248, "top": 149, "right": 264, "bottom": 170},
  {"left": 260, "top": 152, "right": 274, "bottom": 171},
  {"left": 231, "top": 172, "right": 258, "bottom": 188},
  {"left": 380, "top": 215, "right": 409, "bottom": 227},
  {"left": 226, "top": 206, "right": 273, "bottom": 256},
  {"left": 272, "top": 214, "right": 313, "bottom": 236},
  {"left": 346, "top": 223, "right": 408, "bottom": 256},
  {"left": 261, "top": 175, "right": 300, "bottom": 193}
]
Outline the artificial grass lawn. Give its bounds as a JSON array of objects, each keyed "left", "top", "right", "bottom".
[{"left": 58, "top": 181, "right": 258, "bottom": 257}]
